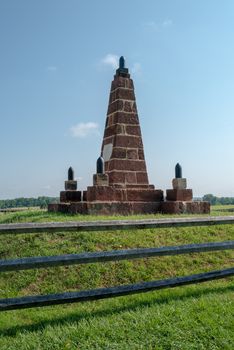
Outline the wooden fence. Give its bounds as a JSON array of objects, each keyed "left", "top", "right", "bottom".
[{"left": 0, "top": 216, "right": 233, "bottom": 311}]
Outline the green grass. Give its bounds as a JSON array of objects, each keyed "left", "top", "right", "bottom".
[{"left": 0, "top": 207, "right": 233, "bottom": 349}]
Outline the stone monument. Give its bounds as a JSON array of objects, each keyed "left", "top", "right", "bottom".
[
  {"left": 49, "top": 57, "right": 163, "bottom": 215},
  {"left": 48, "top": 57, "right": 210, "bottom": 215}
]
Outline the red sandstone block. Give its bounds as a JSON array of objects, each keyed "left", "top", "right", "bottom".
[
  {"left": 111, "top": 77, "right": 127, "bottom": 90},
  {"left": 125, "top": 125, "right": 141, "bottom": 136},
  {"left": 186, "top": 201, "right": 210, "bottom": 214},
  {"left": 104, "top": 124, "right": 124, "bottom": 138},
  {"left": 86, "top": 201, "right": 160, "bottom": 215},
  {"left": 83, "top": 191, "right": 87, "bottom": 201},
  {"left": 116, "top": 88, "right": 135, "bottom": 101},
  {"left": 125, "top": 184, "right": 155, "bottom": 189},
  {"left": 86, "top": 186, "right": 126, "bottom": 202},
  {"left": 136, "top": 172, "right": 149, "bottom": 184},
  {"left": 161, "top": 201, "right": 210, "bottom": 214},
  {"left": 108, "top": 171, "right": 126, "bottom": 184},
  {"left": 166, "top": 189, "right": 193, "bottom": 201},
  {"left": 111, "top": 147, "right": 126, "bottom": 159},
  {"left": 111, "top": 77, "right": 134, "bottom": 90},
  {"left": 114, "top": 135, "right": 143, "bottom": 148},
  {"left": 125, "top": 171, "right": 137, "bottom": 184},
  {"left": 48, "top": 203, "right": 70, "bottom": 213},
  {"left": 110, "top": 89, "right": 135, "bottom": 103},
  {"left": 107, "top": 100, "right": 124, "bottom": 115},
  {"left": 108, "top": 159, "right": 147, "bottom": 172},
  {"left": 126, "top": 149, "right": 138, "bottom": 159},
  {"left": 161, "top": 201, "right": 184, "bottom": 214},
  {"left": 111, "top": 112, "right": 139, "bottom": 125},
  {"left": 126, "top": 189, "right": 163, "bottom": 202},
  {"left": 60, "top": 191, "right": 82, "bottom": 202},
  {"left": 138, "top": 148, "right": 145, "bottom": 160},
  {"left": 123, "top": 101, "right": 137, "bottom": 113},
  {"left": 70, "top": 202, "right": 88, "bottom": 214}
]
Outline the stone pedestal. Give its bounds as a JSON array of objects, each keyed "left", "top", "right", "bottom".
[
  {"left": 166, "top": 189, "right": 193, "bottom": 201},
  {"left": 60, "top": 191, "right": 82, "bottom": 202},
  {"left": 93, "top": 174, "right": 109, "bottom": 186},
  {"left": 65, "top": 180, "right": 77, "bottom": 190},
  {"left": 172, "top": 178, "right": 187, "bottom": 190},
  {"left": 162, "top": 177, "right": 210, "bottom": 214}
]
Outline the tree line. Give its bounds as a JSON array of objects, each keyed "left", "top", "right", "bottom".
[
  {"left": 203, "top": 194, "right": 234, "bottom": 205},
  {"left": 0, "top": 197, "right": 59, "bottom": 209}
]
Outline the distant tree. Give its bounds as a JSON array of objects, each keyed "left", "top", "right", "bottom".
[
  {"left": 203, "top": 194, "right": 217, "bottom": 205},
  {"left": 203, "top": 194, "right": 234, "bottom": 205},
  {"left": 0, "top": 197, "right": 59, "bottom": 209}
]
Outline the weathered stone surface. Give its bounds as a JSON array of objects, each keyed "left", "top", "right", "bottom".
[
  {"left": 172, "top": 178, "right": 187, "bottom": 190},
  {"left": 83, "top": 191, "right": 87, "bottom": 201},
  {"left": 125, "top": 125, "right": 141, "bottom": 136},
  {"left": 86, "top": 186, "right": 125, "bottom": 202},
  {"left": 65, "top": 180, "right": 77, "bottom": 191},
  {"left": 125, "top": 171, "right": 137, "bottom": 184},
  {"left": 126, "top": 149, "right": 138, "bottom": 159},
  {"left": 86, "top": 201, "right": 161, "bottom": 215},
  {"left": 60, "top": 191, "right": 82, "bottom": 202},
  {"left": 113, "top": 135, "right": 143, "bottom": 148},
  {"left": 93, "top": 174, "right": 109, "bottom": 186},
  {"left": 111, "top": 76, "right": 134, "bottom": 90},
  {"left": 126, "top": 189, "right": 163, "bottom": 202},
  {"left": 108, "top": 159, "right": 146, "bottom": 172},
  {"left": 48, "top": 203, "right": 70, "bottom": 213},
  {"left": 104, "top": 124, "right": 125, "bottom": 138},
  {"left": 85, "top": 186, "right": 163, "bottom": 203},
  {"left": 166, "top": 189, "right": 193, "bottom": 201},
  {"left": 161, "top": 201, "right": 210, "bottom": 214},
  {"left": 136, "top": 172, "right": 149, "bottom": 184},
  {"left": 110, "top": 112, "right": 139, "bottom": 125},
  {"left": 111, "top": 147, "right": 126, "bottom": 159}
]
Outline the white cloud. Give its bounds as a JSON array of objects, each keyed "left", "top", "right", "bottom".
[
  {"left": 70, "top": 122, "right": 99, "bottom": 138},
  {"left": 47, "top": 66, "right": 57, "bottom": 72},
  {"left": 101, "top": 54, "right": 119, "bottom": 69},
  {"left": 132, "top": 62, "right": 141, "bottom": 75}
]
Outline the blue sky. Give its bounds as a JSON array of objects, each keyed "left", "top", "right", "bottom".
[{"left": 0, "top": 0, "right": 234, "bottom": 199}]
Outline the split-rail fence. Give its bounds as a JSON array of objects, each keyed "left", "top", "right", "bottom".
[{"left": 0, "top": 216, "right": 233, "bottom": 311}]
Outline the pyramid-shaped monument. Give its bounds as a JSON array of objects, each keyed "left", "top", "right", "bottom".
[
  {"left": 101, "top": 56, "right": 149, "bottom": 188},
  {"left": 49, "top": 57, "right": 210, "bottom": 215}
]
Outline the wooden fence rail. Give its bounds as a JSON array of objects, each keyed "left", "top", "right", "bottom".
[
  {"left": 0, "top": 267, "right": 233, "bottom": 311},
  {"left": 0, "top": 216, "right": 234, "bottom": 235},
  {"left": 0, "top": 240, "right": 233, "bottom": 272},
  {"left": 0, "top": 217, "right": 233, "bottom": 311}
]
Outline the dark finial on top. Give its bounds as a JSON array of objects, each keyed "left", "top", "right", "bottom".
[
  {"left": 119, "top": 56, "right": 125, "bottom": 69},
  {"left": 97, "top": 156, "right": 105, "bottom": 174},
  {"left": 116, "top": 56, "right": 129, "bottom": 77},
  {"left": 175, "top": 163, "right": 182, "bottom": 179},
  {"left": 68, "top": 167, "right": 74, "bottom": 181}
]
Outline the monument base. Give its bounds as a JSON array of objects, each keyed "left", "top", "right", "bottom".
[
  {"left": 161, "top": 201, "right": 210, "bottom": 214},
  {"left": 48, "top": 201, "right": 162, "bottom": 215}
]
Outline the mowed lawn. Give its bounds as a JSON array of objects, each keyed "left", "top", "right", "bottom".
[{"left": 0, "top": 207, "right": 233, "bottom": 349}]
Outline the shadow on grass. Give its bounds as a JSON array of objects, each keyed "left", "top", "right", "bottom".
[{"left": 1, "top": 282, "right": 233, "bottom": 337}]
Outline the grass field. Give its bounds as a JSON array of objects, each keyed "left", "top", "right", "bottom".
[{"left": 0, "top": 206, "right": 233, "bottom": 349}]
